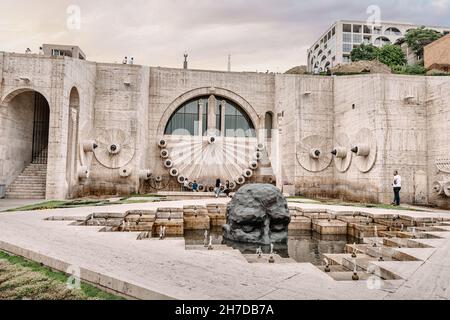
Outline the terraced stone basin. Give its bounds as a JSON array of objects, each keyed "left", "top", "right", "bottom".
[{"left": 184, "top": 229, "right": 361, "bottom": 265}]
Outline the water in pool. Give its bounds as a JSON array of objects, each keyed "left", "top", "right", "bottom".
[{"left": 184, "top": 228, "right": 361, "bottom": 265}]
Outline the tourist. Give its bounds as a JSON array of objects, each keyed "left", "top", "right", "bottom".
[
  {"left": 130, "top": 57, "right": 134, "bottom": 65},
  {"left": 123, "top": 56, "right": 128, "bottom": 64},
  {"left": 192, "top": 180, "right": 199, "bottom": 192},
  {"left": 183, "top": 178, "right": 190, "bottom": 192},
  {"left": 223, "top": 180, "right": 232, "bottom": 198},
  {"left": 214, "top": 179, "right": 222, "bottom": 198},
  {"left": 392, "top": 170, "right": 402, "bottom": 206}
]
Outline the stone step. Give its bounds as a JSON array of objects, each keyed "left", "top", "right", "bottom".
[
  {"left": 6, "top": 194, "right": 45, "bottom": 199},
  {"left": 9, "top": 181, "right": 45, "bottom": 187},
  {"left": 7, "top": 187, "right": 46, "bottom": 193},
  {"left": 8, "top": 188, "right": 46, "bottom": 192}
]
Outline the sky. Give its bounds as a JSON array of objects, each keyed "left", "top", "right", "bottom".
[{"left": 0, "top": 0, "right": 449, "bottom": 72}]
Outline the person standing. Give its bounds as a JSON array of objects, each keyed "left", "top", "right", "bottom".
[
  {"left": 214, "top": 178, "right": 222, "bottom": 198},
  {"left": 223, "top": 180, "right": 232, "bottom": 198},
  {"left": 123, "top": 56, "right": 128, "bottom": 64},
  {"left": 392, "top": 170, "right": 402, "bottom": 206}
]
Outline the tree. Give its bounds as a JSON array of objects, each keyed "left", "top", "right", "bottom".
[
  {"left": 377, "top": 44, "right": 407, "bottom": 67},
  {"left": 405, "top": 26, "right": 443, "bottom": 58},
  {"left": 350, "top": 44, "right": 379, "bottom": 62}
]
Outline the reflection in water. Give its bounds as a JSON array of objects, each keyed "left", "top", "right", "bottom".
[{"left": 184, "top": 228, "right": 361, "bottom": 266}]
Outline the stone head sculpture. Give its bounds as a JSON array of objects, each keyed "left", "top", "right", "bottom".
[{"left": 223, "top": 184, "right": 291, "bottom": 245}]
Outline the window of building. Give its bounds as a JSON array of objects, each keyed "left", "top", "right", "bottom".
[
  {"left": 224, "top": 102, "right": 254, "bottom": 137},
  {"left": 332, "top": 27, "right": 336, "bottom": 36},
  {"left": 374, "top": 36, "right": 392, "bottom": 46},
  {"left": 353, "top": 34, "right": 362, "bottom": 43},
  {"left": 314, "top": 44, "right": 320, "bottom": 51},
  {"left": 343, "top": 24, "right": 352, "bottom": 32},
  {"left": 353, "top": 24, "right": 362, "bottom": 33},
  {"left": 165, "top": 96, "right": 255, "bottom": 137},
  {"left": 363, "top": 35, "right": 372, "bottom": 44},
  {"left": 343, "top": 43, "right": 352, "bottom": 53},
  {"left": 374, "top": 27, "right": 382, "bottom": 35},
  {"left": 364, "top": 25, "right": 372, "bottom": 34},
  {"left": 343, "top": 55, "right": 351, "bottom": 63},
  {"left": 343, "top": 33, "right": 352, "bottom": 43},
  {"left": 165, "top": 99, "right": 202, "bottom": 136},
  {"left": 385, "top": 27, "right": 402, "bottom": 36}
]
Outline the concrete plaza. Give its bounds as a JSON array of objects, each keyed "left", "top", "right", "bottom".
[{"left": 1, "top": 198, "right": 450, "bottom": 300}]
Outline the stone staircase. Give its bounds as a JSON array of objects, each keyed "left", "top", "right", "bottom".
[{"left": 6, "top": 163, "right": 47, "bottom": 199}]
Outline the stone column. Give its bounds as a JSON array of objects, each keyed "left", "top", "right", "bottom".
[
  {"left": 207, "top": 95, "right": 216, "bottom": 133},
  {"left": 220, "top": 100, "right": 226, "bottom": 137},
  {"left": 198, "top": 100, "right": 204, "bottom": 136}
]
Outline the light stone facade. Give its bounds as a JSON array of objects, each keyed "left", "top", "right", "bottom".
[{"left": 0, "top": 48, "right": 449, "bottom": 208}]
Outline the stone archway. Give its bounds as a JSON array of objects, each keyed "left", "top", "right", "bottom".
[
  {"left": 0, "top": 89, "right": 51, "bottom": 199},
  {"left": 157, "top": 87, "right": 260, "bottom": 137}
]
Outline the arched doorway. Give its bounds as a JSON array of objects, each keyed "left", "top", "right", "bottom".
[
  {"left": 1, "top": 90, "right": 50, "bottom": 199},
  {"left": 66, "top": 87, "right": 80, "bottom": 195}
]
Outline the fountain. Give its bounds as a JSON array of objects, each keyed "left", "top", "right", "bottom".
[
  {"left": 256, "top": 247, "right": 263, "bottom": 258},
  {"left": 372, "top": 226, "right": 378, "bottom": 247},
  {"left": 208, "top": 236, "right": 213, "bottom": 250},
  {"left": 159, "top": 226, "right": 166, "bottom": 240},
  {"left": 352, "top": 261, "right": 359, "bottom": 281},
  {"left": 203, "top": 230, "right": 209, "bottom": 247},
  {"left": 351, "top": 242, "right": 357, "bottom": 258},
  {"left": 324, "top": 258, "right": 331, "bottom": 273},
  {"left": 268, "top": 244, "right": 275, "bottom": 264}
]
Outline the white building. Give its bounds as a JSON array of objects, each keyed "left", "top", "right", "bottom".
[{"left": 307, "top": 20, "right": 450, "bottom": 72}]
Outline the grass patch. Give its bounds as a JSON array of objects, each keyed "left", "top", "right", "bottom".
[
  {"left": 5, "top": 195, "right": 169, "bottom": 212},
  {"left": 0, "top": 251, "right": 124, "bottom": 300}
]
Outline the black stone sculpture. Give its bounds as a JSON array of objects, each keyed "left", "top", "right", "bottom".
[{"left": 223, "top": 184, "right": 291, "bottom": 244}]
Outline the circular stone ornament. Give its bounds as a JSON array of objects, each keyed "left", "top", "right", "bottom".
[
  {"left": 444, "top": 181, "right": 450, "bottom": 197},
  {"left": 170, "top": 168, "right": 179, "bottom": 177},
  {"left": 432, "top": 181, "right": 445, "bottom": 195},
  {"left": 158, "top": 139, "right": 168, "bottom": 148},
  {"left": 296, "top": 135, "right": 333, "bottom": 172},
  {"left": 119, "top": 166, "right": 132, "bottom": 178},
  {"left": 94, "top": 128, "right": 135, "bottom": 169},
  {"left": 160, "top": 149, "right": 170, "bottom": 159},
  {"left": 236, "top": 176, "right": 246, "bottom": 185},
  {"left": 351, "top": 128, "right": 377, "bottom": 173},
  {"left": 164, "top": 159, "right": 173, "bottom": 168},
  {"left": 332, "top": 133, "right": 353, "bottom": 173}
]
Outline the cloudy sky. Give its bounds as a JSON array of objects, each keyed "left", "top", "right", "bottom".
[{"left": 0, "top": 0, "right": 449, "bottom": 72}]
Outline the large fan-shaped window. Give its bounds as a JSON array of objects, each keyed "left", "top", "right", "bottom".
[{"left": 165, "top": 95, "right": 255, "bottom": 137}]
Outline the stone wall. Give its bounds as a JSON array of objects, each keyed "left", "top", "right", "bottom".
[
  {"left": 0, "top": 51, "right": 449, "bottom": 208},
  {"left": 426, "top": 77, "right": 450, "bottom": 208}
]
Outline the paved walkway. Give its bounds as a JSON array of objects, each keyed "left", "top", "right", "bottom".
[
  {"left": 0, "top": 199, "right": 43, "bottom": 212},
  {"left": 1, "top": 199, "right": 450, "bottom": 300}
]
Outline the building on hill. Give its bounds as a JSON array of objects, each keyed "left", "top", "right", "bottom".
[{"left": 307, "top": 20, "right": 450, "bottom": 72}]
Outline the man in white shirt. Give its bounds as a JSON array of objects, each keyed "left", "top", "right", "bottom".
[
  {"left": 392, "top": 170, "right": 402, "bottom": 206},
  {"left": 183, "top": 178, "right": 190, "bottom": 192}
]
